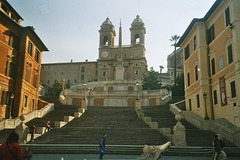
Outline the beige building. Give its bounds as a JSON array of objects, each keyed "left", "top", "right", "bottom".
[
  {"left": 41, "top": 61, "right": 97, "bottom": 87},
  {"left": 41, "top": 15, "right": 147, "bottom": 90},
  {"left": 178, "top": 0, "right": 240, "bottom": 126}
]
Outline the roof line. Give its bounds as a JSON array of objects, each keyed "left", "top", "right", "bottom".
[{"left": 177, "top": 0, "right": 223, "bottom": 47}]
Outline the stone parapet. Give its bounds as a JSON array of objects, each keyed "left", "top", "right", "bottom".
[
  {"left": 0, "top": 103, "right": 54, "bottom": 131},
  {"left": 170, "top": 102, "right": 240, "bottom": 147}
]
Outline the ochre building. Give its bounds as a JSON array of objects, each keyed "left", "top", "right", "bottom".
[
  {"left": 178, "top": 0, "right": 240, "bottom": 126},
  {"left": 0, "top": 0, "right": 48, "bottom": 119}
]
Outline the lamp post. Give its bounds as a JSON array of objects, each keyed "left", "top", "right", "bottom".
[
  {"left": 203, "top": 92, "right": 209, "bottom": 120},
  {"left": 136, "top": 81, "right": 139, "bottom": 100},
  {"left": 9, "top": 93, "right": 14, "bottom": 119},
  {"left": 83, "top": 82, "right": 87, "bottom": 100}
]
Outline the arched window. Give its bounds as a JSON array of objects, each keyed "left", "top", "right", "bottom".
[
  {"left": 135, "top": 34, "right": 140, "bottom": 44},
  {"left": 103, "top": 36, "right": 109, "bottom": 46}
]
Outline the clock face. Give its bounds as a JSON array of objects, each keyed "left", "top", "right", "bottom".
[{"left": 101, "top": 51, "right": 108, "bottom": 58}]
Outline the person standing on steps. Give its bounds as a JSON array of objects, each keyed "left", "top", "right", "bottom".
[
  {"left": 23, "top": 146, "right": 32, "bottom": 160},
  {"left": 45, "top": 121, "right": 53, "bottom": 132},
  {"left": 29, "top": 125, "right": 36, "bottom": 142},
  {"left": 212, "top": 134, "right": 226, "bottom": 160},
  {"left": 99, "top": 133, "right": 107, "bottom": 160}
]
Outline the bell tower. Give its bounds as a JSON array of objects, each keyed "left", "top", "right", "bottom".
[
  {"left": 99, "top": 17, "right": 116, "bottom": 49},
  {"left": 130, "top": 15, "right": 146, "bottom": 47}
]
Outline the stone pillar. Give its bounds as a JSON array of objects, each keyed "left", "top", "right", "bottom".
[
  {"left": 173, "top": 114, "right": 187, "bottom": 146},
  {"left": 135, "top": 99, "right": 141, "bottom": 110},
  {"left": 135, "top": 100, "right": 144, "bottom": 118},
  {"left": 81, "top": 99, "right": 88, "bottom": 110},
  {"left": 15, "top": 115, "right": 28, "bottom": 144}
]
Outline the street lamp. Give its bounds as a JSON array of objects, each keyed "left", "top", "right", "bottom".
[
  {"left": 136, "top": 81, "right": 139, "bottom": 100},
  {"left": 83, "top": 82, "right": 87, "bottom": 100},
  {"left": 203, "top": 92, "right": 209, "bottom": 120},
  {"left": 9, "top": 93, "right": 14, "bottom": 119}
]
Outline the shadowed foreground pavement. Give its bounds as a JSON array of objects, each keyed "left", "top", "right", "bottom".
[{"left": 32, "top": 154, "right": 240, "bottom": 160}]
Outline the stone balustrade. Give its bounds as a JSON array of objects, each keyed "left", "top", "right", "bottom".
[
  {"left": 0, "top": 103, "right": 54, "bottom": 131},
  {"left": 170, "top": 101, "right": 240, "bottom": 147}
]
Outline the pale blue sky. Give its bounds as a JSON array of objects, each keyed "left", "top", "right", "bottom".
[{"left": 8, "top": 0, "right": 216, "bottom": 72}]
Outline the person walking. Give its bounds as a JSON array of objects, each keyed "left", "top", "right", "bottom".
[
  {"left": 212, "top": 134, "right": 226, "bottom": 160},
  {"left": 29, "top": 125, "right": 36, "bottom": 142},
  {"left": 99, "top": 133, "right": 107, "bottom": 160},
  {"left": 0, "top": 132, "right": 23, "bottom": 160},
  {"left": 23, "top": 146, "right": 32, "bottom": 160}
]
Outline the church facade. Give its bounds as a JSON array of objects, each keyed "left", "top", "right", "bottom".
[{"left": 41, "top": 16, "right": 148, "bottom": 88}]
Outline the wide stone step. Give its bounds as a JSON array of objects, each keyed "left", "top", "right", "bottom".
[{"left": 20, "top": 144, "right": 240, "bottom": 157}]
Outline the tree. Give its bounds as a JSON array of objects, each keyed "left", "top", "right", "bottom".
[
  {"left": 142, "top": 67, "right": 161, "bottom": 90},
  {"left": 171, "top": 73, "right": 184, "bottom": 96},
  {"left": 170, "top": 35, "right": 180, "bottom": 86},
  {"left": 52, "top": 81, "right": 63, "bottom": 95},
  {"left": 159, "top": 65, "right": 164, "bottom": 85}
]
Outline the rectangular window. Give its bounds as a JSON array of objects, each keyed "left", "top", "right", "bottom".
[
  {"left": 1, "top": 91, "right": 10, "bottom": 106},
  {"left": 26, "top": 68, "right": 30, "bottom": 83},
  {"left": 9, "top": 33, "right": 15, "bottom": 48},
  {"left": 225, "top": 7, "right": 230, "bottom": 27},
  {"left": 196, "top": 94, "right": 200, "bottom": 108},
  {"left": 81, "top": 75, "right": 84, "bottom": 81},
  {"left": 227, "top": 44, "right": 233, "bottom": 64},
  {"left": 103, "top": 72, "right": 106, "bottom": 76},
  {"left": 35, "top": 49, "right": 40, "bottom": 63},
  {"left": 31, "top": 99, "right": 34, "bottom": 111},
  {"left": 218, "top": 56, "right": 224, "bottom": 71},
  {"left": 28, "top": 41, "right": 33, "bottom": 56},
  {"left": 195, "top": 65, "right": 198, "bottom": 81},
  {"left": 230, "top": 81, "right": 236, "bottom": 98},
  {"left": 187, "top": 72, "right": 190, "bottom": 87},
  {"left": 9, "top": 63, "right": 15, "bottom": 79},
  {"left": 33, "top": 74, "right": 38, "bottom": 88},
  {"left": 211, "top": 58, "right": 216, "bottom": 75},
  {"left": 24, "top": 95, "right": 28, "bottom": 108},
  {"left": 184, "top": 44, "right": 189, "bottom": 60},
  {"left": 81, "top": 67, "right": 85, "bottom": 73},
  {"left": 189, "top": 99, "right": 192, "bottom": 111},
  {"left": 135, "top": 70, "right": 139, "bottom": 75},
  {"left": 194, "top": 36, "right": 196, "bottom": 51},
  {"left": 213, "top": 90, "right": 218, "bottom": 105},
  {"left": 5, "top": 62, "right": 15, "bottom": 79},
  {"left": 208, "top": 25, "right": 215, "bottom": 44}
]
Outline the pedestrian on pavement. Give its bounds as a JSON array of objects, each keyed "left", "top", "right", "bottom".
[
  {"left": 0, "top": 131, "right": 23, "bottom": 160},
  {"left": 29, "top": 125, "right": 36, "bottom": 142},
  {"left": 45, "top": 121, "right": 53, "bottom": 132},
  {"left": 99, "top": 133, "right": 107, "bottom": 159},
  {"left": 23, "top": 146, "right": 32, "bottom": 160},
  {"left": 212, "top": 134, "right": 226, "bottom": 160}
]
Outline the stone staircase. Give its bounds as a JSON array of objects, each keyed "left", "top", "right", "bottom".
[
  {"left": 39, "top": 96, "right": 62, "bottom": 105},
  {"left": 141, "top": 105, "right": 235, "bottom": 147},
  {"left": 31, "top": 106, "right": 168, "bottom": 145}
]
